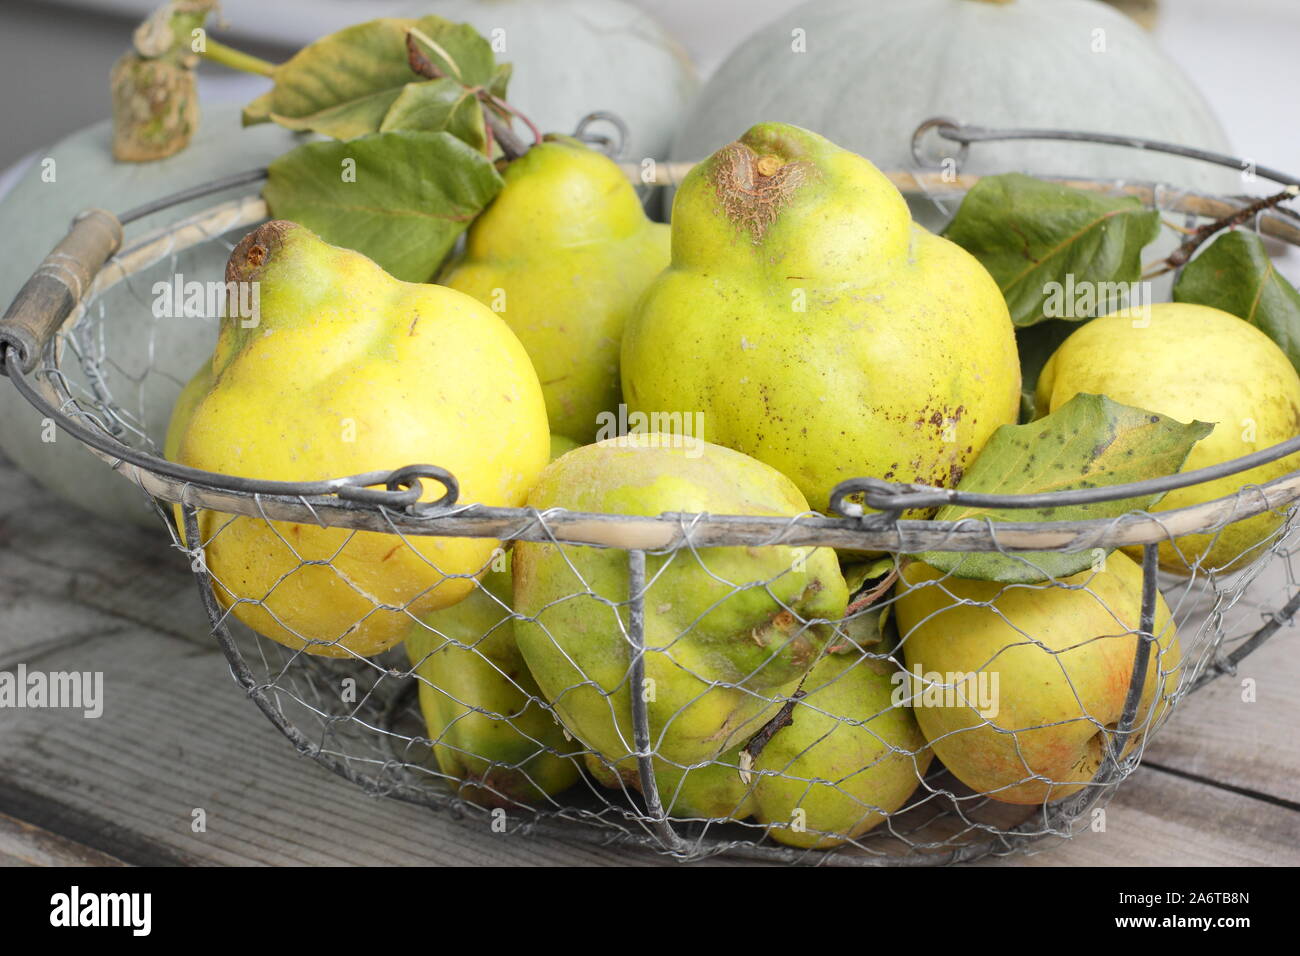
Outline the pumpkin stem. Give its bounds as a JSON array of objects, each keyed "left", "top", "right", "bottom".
[{"left": 199, "top": 38, "right": 276, "bottom": 77}]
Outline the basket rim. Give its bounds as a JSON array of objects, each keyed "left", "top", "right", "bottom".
[{"left": 5, "top": 173, "right": 1300, "bottom": 554}]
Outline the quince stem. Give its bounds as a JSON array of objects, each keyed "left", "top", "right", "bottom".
[
  {"left": 1143, "top": 184, "right": 1300, "bottom": 279},
  {"left": 741, "top": 688, "right": 806, "bottom": 764},
  {"left": 844, "top": 568, "right": 899, "bottom": 616}
]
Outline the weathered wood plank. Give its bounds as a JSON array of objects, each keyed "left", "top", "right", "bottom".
[
  {"left": 0, "top": 625, "right": 735, "bottom": 866},
  {"left": 981, "top": 767, "right": 1300, "bottom": 867},
  {"left": 0, "top": 810, "right": 127, "bottom": 867},
  {"left": 0, "top": 457, "right": 207, "bottom": 659},
  {"left": 4, "top": 614, "right": 1294, "bottom": 867},
  {"left": 1144, "top": 644, "right": 1300, "bottom": 804}
]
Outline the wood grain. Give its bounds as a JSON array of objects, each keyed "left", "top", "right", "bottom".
[
  {"left": 982, "top": 767, "right": 1300, "bottom": 867},
  {"left": 1141, "top": 553, "right": 1300, "bottom": 805},
  {"left": 0, "top": 208, "right": 122, "bottom": 375},
  {"left": 0, "top": 810, "right": 127, "bottom": 867}
]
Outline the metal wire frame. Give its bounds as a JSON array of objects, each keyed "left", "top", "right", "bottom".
[
  {"left": 5, "top": 139, "right": 1299, "bottom": 553},
  {"left": 185, "top": 498, "right": 1186, "bottom": 864},
  {"left": 7, "top": 336, "right": 1300, "bottom": 555},
  {"left": 3, "top": 122, "right": 1298, "bottom": 864},
  {"left": 910, "top": 119, "right": 1300, "bottom": 189}
]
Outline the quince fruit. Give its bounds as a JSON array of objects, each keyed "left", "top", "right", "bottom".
[
  {"left": 1036, "top": 303, "right": 1300, "bottom": 573},
  {"left": 511, "top": 434, "right": 848, "bottom": 769},
  {"left": 622, "top": 122, "right": 1020, "bottom": 512},
  {"left": 894, "top": 551, "right": 1181, "bottom": 804},
  {"left": 165, "top": 221, "right": 549, "bottom": 657},
  {"left": 751, "top": 651, "right": 931, "bottom": 849},
  {"left": 406, "top": 553, "right": 580, "bottom": 806},
  {"left": 443, "top": 136, "right": 669, "bottom": 443},
  {"left": 583, "top": 747, "right": 756, "bottom": 821}
]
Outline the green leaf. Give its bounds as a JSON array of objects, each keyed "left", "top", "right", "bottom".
[
  {"left": 915, "top": 393, "right": 1213, "bottom": 583},
  {"left": 842, "top": 556, "right": 895, "bottom": 596},
  {"left": 379, "top": 77, "right": 487, "bottom": 152},
  {"left": 255, "top": 19, "right": 416, "bottom": 138},
  {"left": 242, "top": 89, "right": 273, "bottom": 126},
  {"left": 405, "top": 21, "right": 495, "bottom": 87},
  {"left": 943, "top": 173, "right": 1162, "bottom": 327},
  {"left": 487, "top": 62, "right": 512, "bottom": 102},
  {"left": 831, "top": 557, "right": 897, "bottom": 650},
  {"left": 263, "top": 130, "right": 503, "bottom": 282},
  {"left": 1173, "top": 229, "right": 1300, "bottom": 373},
  {"left": 832, "top": 604, "right": 892, "bottom": 652},
  {"left": 249, "top": 16, "right": 496, "bottom": 141}
]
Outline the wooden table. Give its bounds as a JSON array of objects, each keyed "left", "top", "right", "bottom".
[{"left": 1, "top": 451, "right": 1297, "bottom": 867}]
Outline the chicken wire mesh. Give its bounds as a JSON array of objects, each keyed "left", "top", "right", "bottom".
[
  {"left": 3, "top": 125, "right": 1300, "bottom": 865},
  {"left": 171, "top": 505, "right": 1298, "bottom": 866}
]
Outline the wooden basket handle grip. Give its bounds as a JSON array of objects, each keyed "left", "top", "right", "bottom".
[{"left": 0, "top": 208, "right": 123, "bottom": 376}]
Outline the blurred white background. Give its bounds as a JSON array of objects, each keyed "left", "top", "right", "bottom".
[{"left": 1, "top": 0, "right": 1297, "bottom": 178}]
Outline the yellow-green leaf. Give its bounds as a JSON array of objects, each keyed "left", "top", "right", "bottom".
[
  {"left": 250, "top": 16, "right": 497, "bottom": 141},
  {"left": 405, "top": 21, "right": 495, "bottom": 87},
  {"left": 915, "top": 393, "right": 1212, "bottom": 583},
  {"left": 379, "top": 77, "right": 486, "bottom": 152},
  {"left": 241, "top": 89, "right": 273, "bottom": 126}
]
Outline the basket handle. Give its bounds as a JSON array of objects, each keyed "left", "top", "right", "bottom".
[{"left": 0, "top": 208, "right": 123, "bottom": 376}]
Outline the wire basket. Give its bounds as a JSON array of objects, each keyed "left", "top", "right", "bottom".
[{"left": 2, "top": 118, "right": 1298, "bottom": 865}]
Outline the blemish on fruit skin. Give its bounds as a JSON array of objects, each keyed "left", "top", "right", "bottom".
[{"left": 712, "top": 141, "right": 818, "bottom": 243}]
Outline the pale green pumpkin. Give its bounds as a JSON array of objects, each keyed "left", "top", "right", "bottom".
[
  {"left": 672, "top": 0, "right": 1235, "bottom": 225},
  {"left": 0, "top": 105, "right": 301, "bottom": 525}
]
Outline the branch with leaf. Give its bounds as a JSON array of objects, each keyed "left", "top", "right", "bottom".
[
  {"left": 942, "top": 172, "right": 1300, "bottom": 417},
  {"left": 111, "top": 4, "right": 547, "bottom": 282}
]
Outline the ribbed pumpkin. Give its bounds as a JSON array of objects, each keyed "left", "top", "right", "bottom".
[{"left": 673, "top": 0, "right": 1234, "bottom": 204}]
